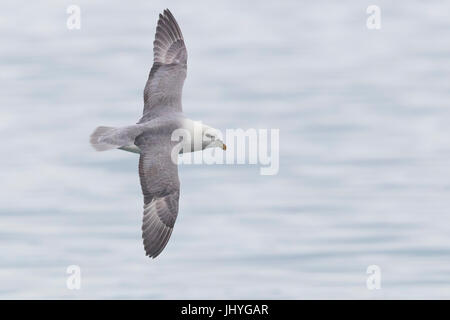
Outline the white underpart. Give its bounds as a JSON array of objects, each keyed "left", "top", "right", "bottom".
[{"left": 119, "top": 145, "right": 142, "bottom": 154}]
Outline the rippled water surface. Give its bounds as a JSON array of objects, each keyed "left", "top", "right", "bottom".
[{"left": 1, "top": 0, "right": 450, "bottom": 298}]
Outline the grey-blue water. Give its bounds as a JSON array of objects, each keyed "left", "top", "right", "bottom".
[{"left": 1, "top": 0, "right": 450, "bottom": 299}]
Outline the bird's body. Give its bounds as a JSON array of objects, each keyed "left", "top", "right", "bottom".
[{"left": 90, "top": 9, "right": 225, "bottom": 258}]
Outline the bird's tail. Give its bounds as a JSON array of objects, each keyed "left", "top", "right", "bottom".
[
  {"left": 90, "top": 126, "right": 119, "bottom": 151},
  {"left": 90, "top": 125, "right": 143, "bottom": 154}
]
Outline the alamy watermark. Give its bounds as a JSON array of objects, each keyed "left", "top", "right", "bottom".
[
  {"left": 366, "top": 5, "right": 381, "bottom": 30},
  {"left": 67, "top": 5, "right": 81, "bottom": 30},
  {"left": 170, "top": 123, "right": 280, "bottom": 176},
  {"left": 66, "top": 265, "right": 81, "bottom": 290},
  {"left": 366, "top": 265, "right": 381, "bottom": 290}
]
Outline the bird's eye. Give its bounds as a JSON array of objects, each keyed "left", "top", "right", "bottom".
[{"left": 205, "top": 133, "right": 214, "bottom": 139}]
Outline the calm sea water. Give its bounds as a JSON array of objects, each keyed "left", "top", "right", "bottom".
[{"left": 1, "top": 0, "right": 450, "bottom": 299}]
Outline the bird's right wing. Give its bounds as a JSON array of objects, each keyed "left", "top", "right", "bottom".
[
  {"left": 140, "top": 9, "right": 187, "bottom": 122},
  {"left": 137, "top": 139, "right": 180, "bottom": 258}
]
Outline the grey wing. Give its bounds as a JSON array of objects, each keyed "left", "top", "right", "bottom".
[
  {"left": 138, "top": 142, "right": 180, "bottom": 258},
  {"left": 140, "top": 9, "right": 187, "bottom": 122}
]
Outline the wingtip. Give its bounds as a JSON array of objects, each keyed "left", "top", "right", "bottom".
[{"left": 144, "top": 250, "right": 160, "bottom": 259}]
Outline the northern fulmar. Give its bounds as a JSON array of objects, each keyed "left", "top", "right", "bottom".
[{"left": 90, "top": 9, "right": 226, "bottom": 258}]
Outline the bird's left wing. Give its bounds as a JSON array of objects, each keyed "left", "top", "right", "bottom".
[
  {"left": 137, "top": 138, "right": 180, "bottom": 258},
  {"left": 140, "top": 9, "right": 187, "bottom": 122}
]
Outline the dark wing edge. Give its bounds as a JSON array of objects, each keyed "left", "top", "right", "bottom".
[
  {"left": 153, "top": 9, "right": 187, "bottom": 65},
  {"left": 141, "top": 191, "right": 180, "bottom": 258}
]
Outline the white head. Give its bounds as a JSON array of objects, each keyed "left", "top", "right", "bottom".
[
  {"left": 175, "top": 119, "right": 226, "bottom": 153},
  {"left": 201, "top": 125, "right": 226, "bottom": 151}
]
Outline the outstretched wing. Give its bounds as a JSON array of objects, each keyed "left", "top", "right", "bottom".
[
  {"left": 140, "top": 9, "right": 187, "bottom": 122},
  {"left": 137, "top": 137, "right": 180, "bottom": 258}
]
